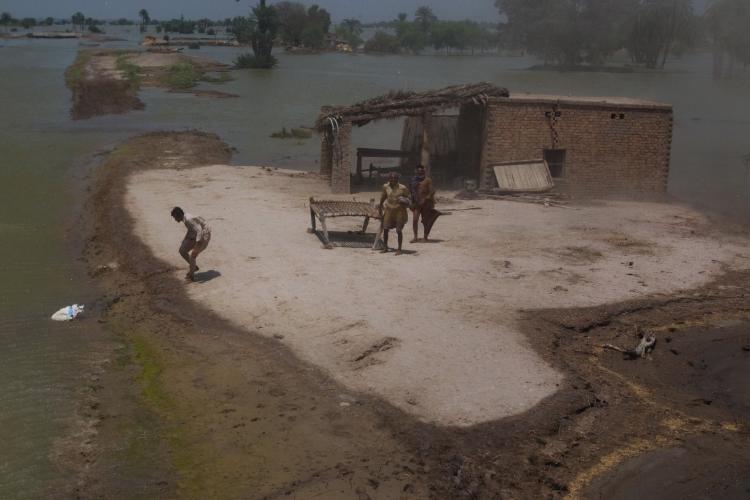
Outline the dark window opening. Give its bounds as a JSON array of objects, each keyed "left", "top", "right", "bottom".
[
  {"left": 545, "top": 111, "right": 563, "bottom": 118},
  {"left": 544, "top": 149, "right": 566, "bottom": 178},
  {"left": 610, "top": 113, "right": 626, "bottom": 120}
]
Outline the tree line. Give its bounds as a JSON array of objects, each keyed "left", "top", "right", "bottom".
[
  {"left": 496, "top": 0, "right": 750, "bottom": 75},
  {"left": 0, "top": 12, "right": 110, "bottom": 32},
  {"left": 5, "top": 0, "right": 748, "bottom": 77},
  {"left": 229, "top": 1, "right": 338, "bottom": 68},
  {"left": 364, "top": 7, "right": 498, "bottom": 55}
]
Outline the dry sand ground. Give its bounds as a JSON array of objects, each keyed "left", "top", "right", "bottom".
[{"left": 125, "top": 165, "right": 750, "bottom": 427}]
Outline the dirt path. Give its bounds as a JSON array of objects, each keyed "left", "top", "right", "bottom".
[{"left": 82, "top": 131, "right": 750, "bottom": 499}]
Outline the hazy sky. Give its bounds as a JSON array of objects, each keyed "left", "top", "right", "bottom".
[{"left": 0, "top": 0, "right": 501, "bottom": 22}]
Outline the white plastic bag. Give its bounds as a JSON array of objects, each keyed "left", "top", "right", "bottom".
[{"left": 51, "top": 304, "right": 85, "bottom": 321}]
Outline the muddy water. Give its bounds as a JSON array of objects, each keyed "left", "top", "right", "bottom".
[
  {"left": 585, "top": 322, "right": 750, "bottom": 499},
  {"left": 0, "top": 39, "right": 124, "bottom": 499},
  {"left": 0, "top": 28, "right": 749, "bottom": 498}
]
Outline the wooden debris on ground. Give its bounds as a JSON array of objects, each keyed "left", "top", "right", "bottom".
[
  {"left": 492, "top": 160, "right": 554, "bottom": 193},
  {"left": 602, "top": 326, "right": 657, "bottom": 359},
  {"left": 455, "top": 190, "right": 571, "bottom": 209}
]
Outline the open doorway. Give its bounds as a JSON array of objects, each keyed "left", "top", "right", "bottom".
[{"left": 544, "top": 149, "right": 567, "bottom": 178}]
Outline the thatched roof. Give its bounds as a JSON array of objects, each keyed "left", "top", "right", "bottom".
[{"left": 316, "top": 82, "right": 509, "bottom": 130}]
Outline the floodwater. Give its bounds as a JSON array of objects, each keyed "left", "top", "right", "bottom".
[{"left": 0, "top": 26, "right": 748, "bottom": 498}]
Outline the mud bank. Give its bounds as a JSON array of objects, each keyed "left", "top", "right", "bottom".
[
  {"left": 65, "top": 50, "right": 234, "bottom": 120},
  {"left": 83, "top": 131, "right": 750, "bottom": 499}
]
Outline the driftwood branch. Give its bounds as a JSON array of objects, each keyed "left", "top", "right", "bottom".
[{"left": 602, "top": 326, "right": 656, "bottom": 360}]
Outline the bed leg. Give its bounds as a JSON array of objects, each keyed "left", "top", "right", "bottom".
[
  {"left": 320, "top": 216, "right": 333, "bottom": 249},
  {"left": 372, "top": 220, "right": 384, "bottom": 250},
  {"left": 308, "top": 207, "right": 317, "bottom": 233}
]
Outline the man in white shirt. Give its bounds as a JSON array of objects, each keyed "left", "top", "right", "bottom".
[{"left": 171, "top": 206, "right": 212, "bottom": 282}]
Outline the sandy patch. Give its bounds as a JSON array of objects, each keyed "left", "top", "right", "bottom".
[{"left": 125, "top": 166, "right": 750, "bottom": 426}]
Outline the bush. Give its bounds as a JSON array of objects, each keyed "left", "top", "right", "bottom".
[
  {"left": 89, "top": 25, "right": 104, "bottom": 34},
  {"left": 270, "top": 127, "right": 313, "bottom": 139},
  {"left": 202, "top": 72, "right": 231, "bottom": 83},
  {"left": 233, "top": 53, "right": 278, "bottom": 69},
  {"left": 115, "top": 54, "right": 143, "bottom": 87},
  {"left": 188, "top": 42, "right": 200, "bottom": 50},
  {"left": 364, "top": 31, "right": 401, "bottom": 54},
  {"left": 162, "top": 62, "right": 203, "bottom": 89}
]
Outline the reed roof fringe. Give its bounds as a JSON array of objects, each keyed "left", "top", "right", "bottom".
[{"left": 316, "top": 82, "right": 509, "bottom": 130}]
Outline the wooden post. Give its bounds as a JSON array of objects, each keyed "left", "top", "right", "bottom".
[
  {"left": 320, "top": 132, "right": 333, "bottom": 179},
  {"left": 319, "top": 216, "right": 332, "bottom": 249},
  {"left": 308, "top": 197, "right": 317, "bottom": 233},
  {"left": 331, "top": 121, "right": 352, "bottom": 194},
  {"left": 356, "top": 151, "right": 363, "bottom": 184},
  {"left": 420, "top": 112, "right": 432, "bottom": 175}
]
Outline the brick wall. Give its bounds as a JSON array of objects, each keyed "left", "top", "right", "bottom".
[{"left": 479, "top": 99, "right": 673, "bottom": 197}]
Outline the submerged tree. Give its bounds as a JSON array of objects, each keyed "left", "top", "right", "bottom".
[
  {"left": 275, "top": 2, "right": 331, "bottom": 49},
  {"left": 626, "top": 0, "right": 697, "bottom": 69},
  {"left": 1, "top": 12, "right": 13, "bottom": 32},
  {"left": 276, "top": 1, "right": 307, "bottom": 46},
  {"left": 496, "top": 0, "right": 697, "bottom": 67},
  {"left": 139, "top": 9, "right": 150, "bottom": 32},
  {"left": 414, "top": 6, "right": 437, "bottom": 33},
  {"left": 336, "top": 18, "right": 363, "bottom": 48},
  {"left": 496, "top": 0, "right": 636, "bottom": 66},
  {"left": 20, "top": 17, "right": 36, "bottom": 29},
  {"left": 233, "top": 0, "right": 280, "bottom": 68},
  {"left": 364, "top": 31, "right": 401, "bottom": 53},
  {"left": 71, "top": 12, "right": 85, "bottom": 32},
  {"left": 705, "top": 0, "right": 750, "bottom": 77},
  {"left": 303, "top": 4, "right": 331, "bottom": 48},
  {"left": 393, "top": 12, "right": 427, "bottom": 53}
]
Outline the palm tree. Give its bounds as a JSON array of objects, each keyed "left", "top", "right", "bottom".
[
  {"left": 1, "top": 12, "right": 12, "bottom": 33},
  {"left": 71, "top": 12, "right": 85, "bottom": 32},
  {"left": 139, "top": 8, "right": 150, "bottom": 32},
  {"left": 415, "top": 6, "right": 437, "bottom": 33},
  {"left": 341, "top": 18, "right": 362, "bottom": 36}
]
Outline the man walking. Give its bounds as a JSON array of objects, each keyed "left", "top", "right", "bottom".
[
  {"left": 171, "top": 206, "right": 211, "bottom": 281},
  {"left": 410, "top": 164, "right": 441, "bottom": 243},
  {"left": 378, "top": 172, "right": 410, "bottom": 255}
]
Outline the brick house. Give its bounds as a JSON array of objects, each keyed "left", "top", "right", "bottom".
[{"left": 316, "top": 84, "right": 673, "bottom": 197}]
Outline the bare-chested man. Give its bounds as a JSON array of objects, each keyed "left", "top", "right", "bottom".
[{"left": 409, "top": 164, "right": 441, "bottom": 243}]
